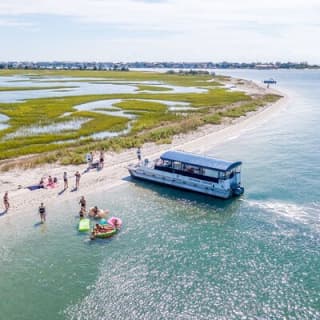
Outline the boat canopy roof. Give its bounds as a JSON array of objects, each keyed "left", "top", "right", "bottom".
[{"left": 160, "top": 151, "right": 242, "bottom": 172}]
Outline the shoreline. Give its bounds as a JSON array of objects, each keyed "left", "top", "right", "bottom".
[{"left": 0, "top": 82, "right": 289, "bottom": 221}]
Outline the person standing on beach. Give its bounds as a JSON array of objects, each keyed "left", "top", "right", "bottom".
[
  {"left": 3, "top": 191, "right": 9, "bottom": 212},
  {"left": 99, "top": 148, "right": 105, "bottom": 169},
  {"left": 63, "top": 172, "right": 68, "bottom": 189},
  {"left": 86, "top": 152, "right": 93, "bottom": 169},
  {"left": 137, "top": 147, "right": 142, "bottom": 162},
  {"left": 75, "top": 171, "right": 81, "bottom": 190},
  {"left": 39, "top": 203, "right": 46, "bottom": 223}
]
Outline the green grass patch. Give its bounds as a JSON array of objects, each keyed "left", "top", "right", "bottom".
[
  {"left": 135, "top": 85, "right": 173, "bottom": 92},
  {"left": 114, "top": 100, "right": 167, "bottom": 112},
  {"left": 203, "top": 114, "right": 222, "bottom": 124},
  {"left": 221, "top": 94, "right": 281, "bottom": 118},
  {"left": 0, "top": 69, "right": 222, "bottom": 88}
]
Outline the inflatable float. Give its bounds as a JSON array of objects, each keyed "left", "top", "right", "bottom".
[
  {"left": 99, "top": 218, "right": 107, "bottom": 225},
  {"left": 78, "top": 218, "right": 90, "bottom": 232},
  {"left": 91, "top": 224, "right": 116, "bottom": 239},
  {"left": 107, "top": 217, "right": 122, "bottom": 230},
  {"left": 88, "top": 207, "right": 109, "bottom": 219}
]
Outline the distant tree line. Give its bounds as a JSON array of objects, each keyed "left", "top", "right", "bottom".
[{"left": 0, "top": 61, "right": 318, "bottom": 70}]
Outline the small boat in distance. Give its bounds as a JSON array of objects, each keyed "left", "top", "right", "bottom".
[{"left": 128, "top": 151, "right": 244, "bottom": 199}]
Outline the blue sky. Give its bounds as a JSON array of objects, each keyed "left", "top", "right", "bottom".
[{"left": 0, "top": 0, "right": 319, "bottom": 63}]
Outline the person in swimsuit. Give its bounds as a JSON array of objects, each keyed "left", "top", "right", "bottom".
[
  {"left": 79, "top": 196, "right": 86, "bottom": 211},
  {"left": 3, "top": 192, "right": 9, "bottom": 212},
  {"left": 63, "top": 172, "right": 68, "bottom": 189},
  {"left": 39, "top": 203, "right": 46, "bottom": 223},
  {"left": 113, "top": 219, "right": 119, "bottom": 229},
  {"left": 39, "top": 178, "right": 45, "bottom": 189},
  {"left": 48, "top": 176, "right": 53, "bottom": 186},
  {"left": 75, "top": 171, "right": 81, "bottom": 190},
  {"left": 79, "top": 207, "right": 86, "bottom": 219},
  {"left": 99, "top": 148, "right": 105, "bottom": 169},
  {"left": 92, "top": 206, "right": 99, "bottom": 218},
  {"left": 137, "top": 147, "right": 142, "bottom": 162},
  {"left": 86, "top": 152, "right": 93, "bottom": 169}
]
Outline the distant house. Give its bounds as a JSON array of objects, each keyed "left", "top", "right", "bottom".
[{"left": 255, "top": 64, "right": 275, "bottom": 70}]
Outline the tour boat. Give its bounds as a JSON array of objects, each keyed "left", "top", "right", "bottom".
[{"left": 128, "top": 150, "right": 244, "bottom": 199}]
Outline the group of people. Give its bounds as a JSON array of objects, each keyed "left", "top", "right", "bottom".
[
  {"left": 78, "top": 196, "right": 104, "bottom": 219},
  {"left": 86, "top": 149, "right": 105, "bottom": 170},
  {"left": 2, "top": 147, "right": 142, "bottom": 219},
  {"left": 37, "top": 195, "right": 95, "bottom": 224},
  {"left": 39, "top": 175, "right": 58, "bottom": 188},
  {"left": 40, "top": 171, "right": 80, "bottom": 190}
]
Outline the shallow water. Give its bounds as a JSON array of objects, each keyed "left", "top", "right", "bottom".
[
  {"left": 0, "top": 75, "right": 206, "bottom": 103},
  {"left": 0, "top": 113, "right": 9, "bottom": 130},
  {"left": 75, "top": 98, "right": 191, "bottom": 116},
  {"left": 4, "top": 118, "right": 90, "bottom": 139},
  {"left": 0, "top": 70, "right": 319, "bottom": 319}
]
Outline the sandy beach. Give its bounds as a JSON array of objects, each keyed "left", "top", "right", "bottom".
[{"left": 0, "top": 80, "right": 288, "bottom": 220}]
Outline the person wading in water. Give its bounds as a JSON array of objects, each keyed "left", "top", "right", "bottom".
[{"left": 39, "top": 203, "right": 46, "bottom": 223}]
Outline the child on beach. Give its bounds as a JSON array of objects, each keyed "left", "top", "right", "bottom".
[{"left": 3, "top": 191, "right": 9, "bottom": 212}]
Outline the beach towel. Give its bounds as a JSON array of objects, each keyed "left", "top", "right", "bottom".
[
  {"left": 27, "top": 185, "right": 42, "bottom": 191},
  {"left": 46, "top": 183, "right": 58, "bottom": 189}
]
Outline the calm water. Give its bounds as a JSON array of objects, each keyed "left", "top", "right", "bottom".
[
  {"left": 0, "top": 75, "right": 205, "bottom": 103},
  {"left": 0, "top": 70, "right": 319, "bottom": 320}
]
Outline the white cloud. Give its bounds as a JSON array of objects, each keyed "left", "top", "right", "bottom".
[
  {"left": 0, "top": 18, "right": 34, "bottom": 27},
  {"left": 0, "top": 0, "right": 319, "bottom": 62}
]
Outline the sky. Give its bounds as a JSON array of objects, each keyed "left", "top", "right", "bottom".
[{"left": 0, "top": 0, "right": 319, "bottom": 63}]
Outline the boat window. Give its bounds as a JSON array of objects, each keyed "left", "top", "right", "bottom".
[
  {"left": 225, "top": 170, "right": 235, "bottom": 179},
  {"left": 203, "top": 168, "right": 219, "bottom": 178},
  {"left": 162, "top": 160, "right": 172, "bottom": 167},
  {"left": 173, "top": 161, "right": 182, "bottom": 170},
  {"left": 183, "top": 164, "right": 202, "bottom": 175},
  {"left": 219, "top": 171, "right": 226, "bottom": 179}
]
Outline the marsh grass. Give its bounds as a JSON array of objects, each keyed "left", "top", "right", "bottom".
[
  {"left": 114, "top": 100, "right": 167, "bottom": 112},
  {"left": 0, "top": 70, "right": 282, "bottom": 167},
  {"left": 0, "top": 69, "right": 222, "bottom": 87},
  {"left": 135, "top": 85, "right": 173, "bottom": 92},
  {"left": 221, "top": 94, "right": 281, "bottom": 118}
]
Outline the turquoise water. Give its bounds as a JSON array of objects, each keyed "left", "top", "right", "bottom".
[{"left": 0, "top": 70, "right": 319, "bottom": 319}]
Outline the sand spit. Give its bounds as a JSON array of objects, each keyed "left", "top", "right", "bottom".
[{"left": 0, "top": 80, "right": 288, "bottom": 221}]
